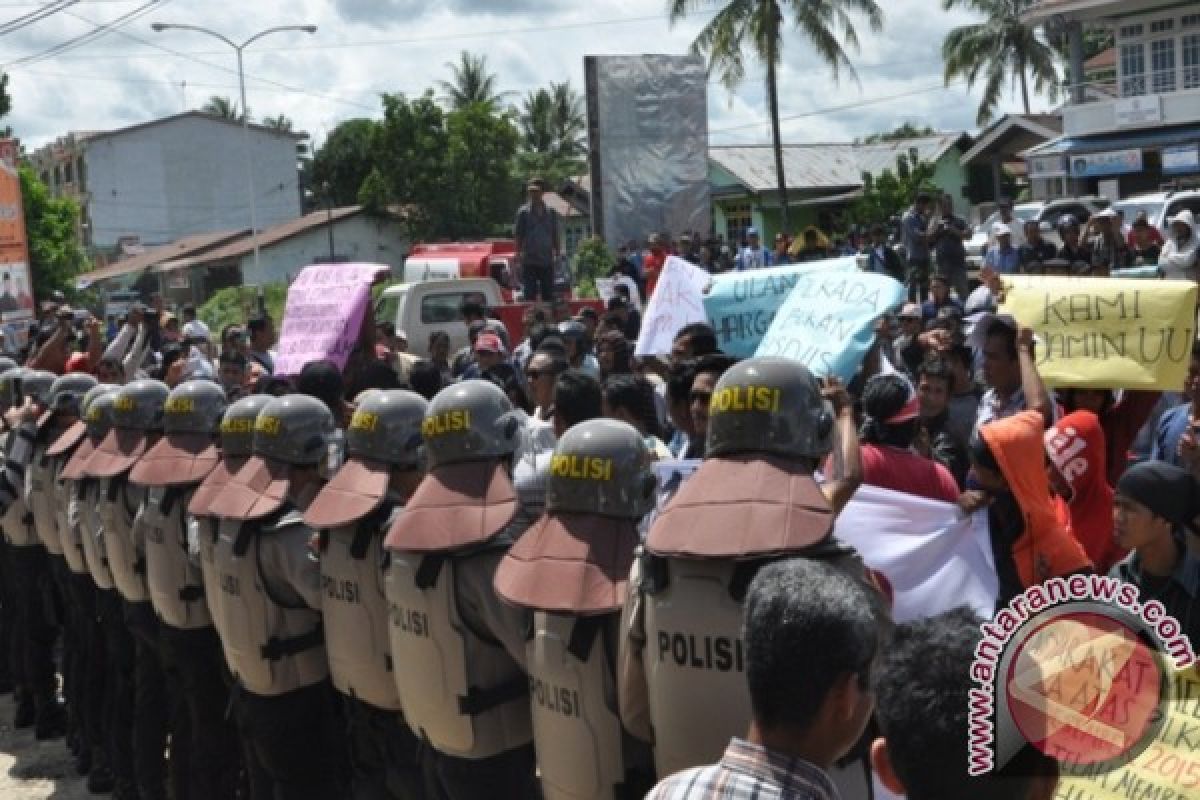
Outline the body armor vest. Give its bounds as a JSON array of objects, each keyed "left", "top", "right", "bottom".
[
  {"left": 143, "top": 485, "right": 212, "bottom": 630},
  {"left": 78, "top": 479, "right": 115, "bottom": 590},
  {"left": 385, "top": 548, "right": 532, "bottom": 759},
  {"left": 2, "top": 442, "right": 37, "bottom": 546},
  {"left": 27, "top": 442, "right": 61, "bottom": 555},
  {"left": 59, "top": 476, "right": 89, "bottom": 575},
  {"left": 209, "top": 513, "right": 328, "bottom": 697},
  {"left": 319, "top": 505, "right": 402, "bottom": 711},
  {"left": 528, "top": 612, "right": 630, "bottom": 800},
  {"left": 99, "top": 478, "right": 149, "bottom": 603}
]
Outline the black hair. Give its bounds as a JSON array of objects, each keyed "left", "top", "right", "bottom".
[
  {"left": 247, "top": 315, "right": 271, "bottom": 336},
  {"left": 969, "top": 430, "right": 999, "bottom": 473},
  {"left": 377, "top": 321, "right": 396, "bottom": 339},
  {"left": 1192, "top": 338, "right": 1200, "bottom": 361},
  {"left": 535, "top": 337, "right": 568, "bottom": 362},
  {"left": 603, "top": 375, "right": 662, "bottom": 439},
  {"left": 484, "top": 362, "right": 533, "bottom": 414},
  {"left": 554, "top": 369, "right": 603, "bottom": 428},
  {"left": 579, "top": 306, "right": 598, "bottom": 321},
  {"left": 220, "top": 351, "right": 247, "bottom": 368},
  {"left": 408, "top": 359, "right": 443, "bottom": 401},
  {"left": 528, "top": 348, "right": 569, "bottom": 378},
  {"left": 255, "top": 375, "right": 292, "bottom": 396},
  {"left": 526, "top": 323, "right": 550, "bottom": 352},
  {"left": 606, "top": 296, "right": 627, "bottom": 311},
  {"left": 744, "top": 558, "right": 878, "bottom": 732},
  {"left": 917, "top": 356, "right": 952, "bottom": 385},
  {"left": 460, "top": 299, "right": 486, "bottom": 320},
  {"left": 181, "top": 304, "right": 196, "bottom": 319},
  {"left": 984, "top": 319, "right": 1017, "bottom": 360},
  {"left": 950, "top": 344, "right": 974, "bottom": 373},
  {"left": 428, "top": 330, "right": 450, "bottom": 348},
  {"left": 297, "top": 360, "right": 345, "bottom": 421},
  {"left": 596, "top": 331, "right": 632, "bottom": 375},
  {"left": 693, "top": 352, "right": 737, "bottom": 382},
  {"left": 861, "top": 373, "right": 918, "bottom": 448},
  {"left": 673, "top": 323, "right": 718, "bottom": 357},
  {"left": 915, "top": 191, "right": 932, "bottom": 205},
  {"left": 873, "top": 608, "right": 1055, "bottom": 800},
  {"left": 666, "top": 358, "right": 697, "bottom": 408},
  {"left": 350, "top": 360, "right": 400, "bottom": 395}
]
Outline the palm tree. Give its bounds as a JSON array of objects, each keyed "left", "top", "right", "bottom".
[
  {"left": 516, "top": 83, "right": 588, "bottom": 184},
  {"left": 670, "top": 0, "right": 884, "bottom": 234},
  {"left": 548, "top": 81, "right": 586, "bottom": 161},
  {"left": 201, "top": 95, "right": 246, "bottom": 122},
  {"left": 261, "top": 114, "right": 294, "bottom": 132},
  {"left": 436, "top": 51, "right": 511, "bottom": 111},
  {"left": 942, "top": 0, "right": 1059, "bottom": 126},
  {"left": 518, "top": 89, "right": 557, "bottom": 157}
]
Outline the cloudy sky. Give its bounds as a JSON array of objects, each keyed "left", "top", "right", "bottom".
[{"left": 4, "top": 0, "right": 1058, "bottom": 151}]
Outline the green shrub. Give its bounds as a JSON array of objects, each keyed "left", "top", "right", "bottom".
[{"left": 199, "top": 283, "right": 287, "bottom": 334}]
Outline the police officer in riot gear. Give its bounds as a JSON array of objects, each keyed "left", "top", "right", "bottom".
[
  {"left": 64, "top": 385, "right": 137, "bottom": 798},
  {"left": 619, "top": 357, "right": 883, "bottom": 781},
  {"left": 48, "top": 382, "right": 117, "bottom": 792},
  {"left": 0, "top": 367, "right": 67, "bottom": 738},
  {"left": 205, "top": 394, "right": 349, "bottom": 800},
  {"left": 83, "top": 379, "right": 173, "bottom": 800},
  {"left": 34, "top": 372, "right": 97, "bottom": 766},
  {"left": 0, "top": 356, "right": 17, "bottom": 693},
  {"left": 383, "top": 380, "right": 537, "bottom": 800},
  {"left": 494, "top": 418, "right": 658, "bottom": 800},
  {"left": 129, "top": 379, "right": 241, "bottom": 800},
  {"left": 305, "top": 389, "right": 429, "bottom": 800}
]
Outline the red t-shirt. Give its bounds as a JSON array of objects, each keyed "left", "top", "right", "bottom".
[{"left": 860, "top": 444, "right": 960, "bottom": 503}]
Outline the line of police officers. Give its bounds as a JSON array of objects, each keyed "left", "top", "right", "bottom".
[{"left": 0, "top": 354, "right": 889, "bottom": 800}]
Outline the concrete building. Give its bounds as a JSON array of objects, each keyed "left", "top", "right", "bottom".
[
  {"left": 1023, "top": 0, "right": 1200, "bottom": 198},
  {"left": 29, "top": 111, "right": 305, "bottom": 254},
  {"left": 707, "top": 133, "right": 975, "bottom": 245},
  {"left": 75, "top": 206, "right": 410, "bottom": 306}
]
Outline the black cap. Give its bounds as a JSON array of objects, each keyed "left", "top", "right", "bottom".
[{"left": 1117, "top": 461, "right": 1200, "bottom": 533}]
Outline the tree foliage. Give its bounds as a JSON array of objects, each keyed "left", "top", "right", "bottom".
[
  {"left": 19, "top": 166, "right": 87, "bottom": 302},
  {"left": 197, "top": 283, "right": 287, "bottom": 335},
  {"left": 570, "top": 237, "right": 613, "bottom": 299},
  {"left": 859, "top": 123, "right": 937, "bottom": 144},
  {"left": 436, "top": 51, "right": 512, "bottom": 112},
  {"left": 670, "top": 0, "right": 884, "bottom": 234},
  {"left": 516, "top": 81, "right": 587, "bottom": 186},
  {"left": 846, "top": 148, "right": 937, "bottom": 227},
  {"left": 368, "top": 91, "right": 518, "bottom": 241},
  {"left": 941, "top": 0, "right": 1059, "bottom": 125},
  {"left": 201, "top": 95, "right": 246, "bottom": 121},
  {"left": 261, "top": 113, "right": 293, "bottom": 132},
  {"left": 312, "top": 118, "right": 381, "bottom": 207}
]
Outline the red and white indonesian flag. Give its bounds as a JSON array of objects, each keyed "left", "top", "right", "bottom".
[{"left": 834, "top": 485, "right": 999, "bottom": 623}]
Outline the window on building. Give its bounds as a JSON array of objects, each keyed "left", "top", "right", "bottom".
[
  {"left": 1120, "top": 24, "right": 1145, "bottom": 38},
  {"left": 1185, "top": 34, "right": 1200, "bottom": 89},
  {"left": 1120, "top": 43, "right": 1146, "bottom": 95},
  {"left": 1184, "top": 14, "right": 1200, "bottom": 29},
  {"left": 1151, "top": 19, "right": 1175, "bottom": 34},
  {"left": 77, "top": 157, "right": 86, "bottom": 191},
  {"left": 1151, "top": 38, "right": 1177, "bottom": 92},
  {"left": 53, "top": 166, "right": 61, "bottom": 186},
  {"left": 63, "top": 162, "right": 73, "bottom": 184},
  {"left": 723, "top": 202, "right": 752, "bottom": 245}
]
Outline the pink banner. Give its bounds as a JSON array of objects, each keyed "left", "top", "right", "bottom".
[{"left": 274, "top": 263, "right": 387, "bottom": 376}]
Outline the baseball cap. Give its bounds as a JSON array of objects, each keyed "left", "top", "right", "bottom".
[
  {"left": 1094, "top": 208, "right": 1118, "bottom": 220},
  {"left": 474, "top": 333, "right": 504, "bottom": 355},
  {"left": 898, "top": 303, "right": 922, "bottom": 319}
]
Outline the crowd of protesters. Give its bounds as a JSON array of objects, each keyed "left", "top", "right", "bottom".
[{"left": 0, "top": 180, "right": 1196, "bottom": 800}]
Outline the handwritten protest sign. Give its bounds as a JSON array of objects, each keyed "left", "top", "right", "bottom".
[
  {"left": 755, "top": 271, "right": 905, "bottom": 381},
  {"left": 635, "top": 256, "right": 710, "bottom": 357},
  {"left": 702, "top": 257, "right": 857, "bottom": 358},
  {"left": 275, "top": 263, "right": 387, "bottom": 376},
  {"left": 1000, "top": 276, "right": 1198, "bottom": 390}
]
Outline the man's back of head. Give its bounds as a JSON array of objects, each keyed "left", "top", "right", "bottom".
[
  {"left": 872, "top": 607, "right": 1059, "bottom": 800},
  {"left": 743, "top": 558, "right": 879, "bottom": 767},
  {"left": 553, "top": 369, "right": 602, "bottom": 436},
  {"left": 672, "top": 323, "right": 718, "bottom": 361}
]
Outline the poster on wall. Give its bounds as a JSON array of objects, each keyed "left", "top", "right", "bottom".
[
  {"left": 1069, "top": 149, "right": 1143, "bottom": 178},
  {"left": 0, "top": 139, "right": 34, "bottom": 352},
  {"left": 1162, "top": 144, "right": 1200, "bottom": 175}
]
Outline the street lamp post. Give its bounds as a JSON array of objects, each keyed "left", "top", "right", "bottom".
[
  {"left": 322, "top": 181, "right": 335, "bottom": 263},
  {"left": 150, "top": 22, "right": 317, "bottom": 275}
]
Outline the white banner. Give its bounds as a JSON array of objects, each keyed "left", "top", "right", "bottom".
[
  {"left": 635, "top": 256, "right": 710, "bottom": 357},
  {"left": 833, "top": 484, "right": 998, "bottom": 623}
]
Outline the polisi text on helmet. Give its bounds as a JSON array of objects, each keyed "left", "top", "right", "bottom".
[
  {"left": 221, "top": 418, "right": 254, "bottom": 435},
  {"left": 165, "top": 397, "right": 195, "bottom": 415},
  {"left": 710, "top": 385, "right": 781, "bottom": 414},
  {"left": 256, "top": 416, "right": 283, "bottom": 436},
  {"left": 550, "top": 455, "right": 613, "bottom": 482},
  {"left": 422, "top": 410, "right": 470, "bottom": 438},
  {"left": 349, "top": 411, "right": 379, "bottom": 433}
]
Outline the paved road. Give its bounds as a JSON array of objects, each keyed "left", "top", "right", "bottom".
[{"left": 0, "top": 691, "right": 90, "bottom": 799}]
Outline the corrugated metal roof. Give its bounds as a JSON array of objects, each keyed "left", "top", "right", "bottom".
[
  {"left": 710, "top": 134, "right": 969, "bottom": 193},
  {"left": 170, "top": 206, "right": 367, "bottom": 267},
  {"left": 79, "top": 228, "right": 249, "bottom": 283}
]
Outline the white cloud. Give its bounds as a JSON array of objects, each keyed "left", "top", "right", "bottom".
[{"left": 4, "top": 0, "right": 1057, "bottom": 150}]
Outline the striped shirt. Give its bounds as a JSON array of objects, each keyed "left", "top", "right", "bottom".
[{"left": 645, "top": 738, "right": 840, "bottom": 800}]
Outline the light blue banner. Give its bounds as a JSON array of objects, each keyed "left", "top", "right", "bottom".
[
  {"left": 755, "top": 271, "right": 906, "bottom": 382},
  {"left": 702, "top": 257, "right": 857, "bottom": 358}
]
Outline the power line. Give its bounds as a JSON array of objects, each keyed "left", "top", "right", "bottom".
[
  {"left": 4, "top": 0, "right": 161, "bottom": 68},
  {"left": 0, "top": 0, "right": 77, "bottom": 36}
]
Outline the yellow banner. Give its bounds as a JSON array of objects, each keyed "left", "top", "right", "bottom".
[
  {"left": 1055, "top": 666, "right": 1200, "bottom": 800},
  {"left": 999, "top": 276, "right": 1198, "bottom": 390}
]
